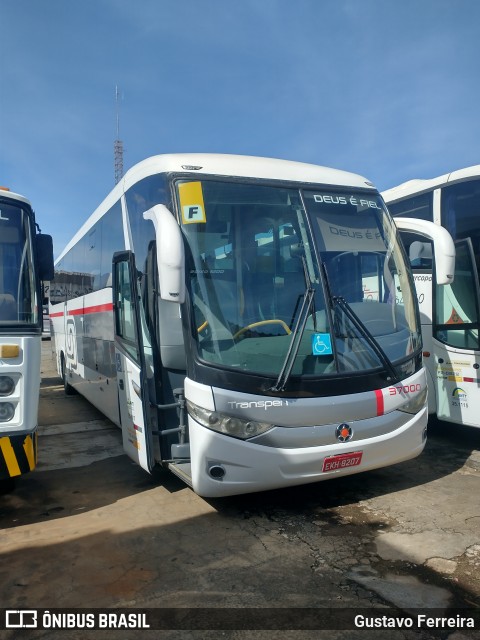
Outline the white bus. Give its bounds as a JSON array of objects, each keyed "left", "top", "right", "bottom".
[
  {"left": 50, "top": 154, "right": 454, "bottom": 497},
  {"left": 0, "top": 187, "right": 54, "bottom": 487},
  {"left": 383, "top": 165, "right": 480, "bottom": 429}
]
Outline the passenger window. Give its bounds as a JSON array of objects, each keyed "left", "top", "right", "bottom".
[{"left": 100, "top": 202, "right": 124, "bottom": 288}]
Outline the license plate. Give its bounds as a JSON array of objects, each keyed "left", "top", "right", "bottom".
[{"left": 322, "top": 451, "right": 363, "bottom": 472}]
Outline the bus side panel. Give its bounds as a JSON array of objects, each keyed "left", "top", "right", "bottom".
[
  {"left": 80, "top": 289, "right": 119, "bottom": 426},
  {"left": 50, "top": 292, "right": 120, "bottom": 426},
  {"left": 434, "top": 341, "right": 480, "bottom": 428}
]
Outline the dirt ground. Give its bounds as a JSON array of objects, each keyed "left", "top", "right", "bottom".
[{"left": 0, "top": 341, "right": 479, "bottom": 639}]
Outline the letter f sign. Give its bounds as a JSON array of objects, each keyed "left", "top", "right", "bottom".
[{"left": 182, "top": 203, "right": 206, "bottom": 224}]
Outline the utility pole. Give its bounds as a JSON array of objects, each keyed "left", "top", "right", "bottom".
[{"left": 114, "top": 86, "right": 124, "bottom": 185}]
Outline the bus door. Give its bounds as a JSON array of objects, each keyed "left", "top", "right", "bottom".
[
  {"left": 433, "top": 238, "right": 480, "bottom": 426},
  {"left": 112, "top": 251, "right": 156, "bottom": 471}
]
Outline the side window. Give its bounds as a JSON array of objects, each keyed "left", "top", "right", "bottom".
[
  {"left": 388, "top": 192, "right": 433, "bottom": 222},
  {"left": 114, "top": 260, "right": 139, "bottom": 363},
  {"left": 100, "top": 201, "right": 124, "bottom": 288},
  {"left": 63, "top": 250, "right": 73, "bottom": 301},
  {"left": 441, "top": 179, "right": 480, "bottom": 257},
  {"left": 71, "top": 237, "right": 87, "bottom": 298},
  {"left": 51, "top": 257, "right": 66, "bottom": 305},
  {"left": 85, "top": 224, "right": 101, "bottom": 292},
  {"left": 435, "top": 238, "right": 480, "bottom": 350},
  {"left": 52, "top": 200, "right": 124, "bottom": 300},
  {"left": 125, "top": 174, "right": 169, "bottom": 272}
]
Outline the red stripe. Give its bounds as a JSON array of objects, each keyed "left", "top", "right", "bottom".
[
  {"left": 50, "top": 303, "right": 114, "bottom": 318},
  {"left": 374, "top": 389, "right": 384, "bottom": 416},
  {"left": 68, "top": 303, "right": 114, "bottom": 316}
]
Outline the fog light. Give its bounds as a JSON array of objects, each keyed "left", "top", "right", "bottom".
[
  {"left": 0, "top": 402, "right": 15, "bottom": 422},
  {"left": 0, "top": 375, "right": 15, "bottom": 396},
  {"left": 209, "top": 464, "right": 226, "bottom": 479}
]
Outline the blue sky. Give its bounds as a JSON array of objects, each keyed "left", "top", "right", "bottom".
[{"left": 1, "top": 0, "right": 479, "bottom": 256}]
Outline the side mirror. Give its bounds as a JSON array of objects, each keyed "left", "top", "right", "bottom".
[
  {"left": 36, "top": 234, "right": 55, "bottom": 281},
  {"left": 394, "top": 217, "right": 455, "bottom": 285},
  {"left": 143, "top": 205, "right": 185, "bottom": 303}
]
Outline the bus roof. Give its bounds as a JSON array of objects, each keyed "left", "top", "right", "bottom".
[
  {"left": 56, "top": 154, "right": 377, "bottom": 263},
  {"left": 121, "top": 153, "right": 374, "bottom": 191},
  {"left": 0, "top": 187, "right": 32, "bottom": 208},
  {"left": 382, "top": 164, "right": 480, "bottom": 203}
]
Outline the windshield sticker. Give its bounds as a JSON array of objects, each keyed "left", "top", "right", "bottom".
[
  {"left": 312, "top": 333, "right": 333, "bottom": 356},
  {"left": 316, "top": 214, "right": 385, "bottom": 252},
  {"left": 313, "top": 194, "right": 382, "bottom": 210},
  {"left": 179, "top": 182, "right": 206, "bottom": 224}
]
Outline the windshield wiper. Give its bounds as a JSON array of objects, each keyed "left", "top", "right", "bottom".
[
  {"left": 320, "top": 261, "right": 399, "bottom": 383},
  {"left": 270, "top": 257, "right": 315, "bottom": 392},
  {"left": 332, "top": 294, "right": 399, "bottom": 383}
]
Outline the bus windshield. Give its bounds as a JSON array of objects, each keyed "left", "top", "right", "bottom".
[
  {"left": 0, "top": 200, "right": 38, "bottom": 325},
  {"left": 179, "top": 180, "right": 420, "bottom": 379}
]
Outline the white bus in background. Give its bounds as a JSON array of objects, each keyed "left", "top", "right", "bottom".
[
  {"left": 383, "top": 165, "right": 480, "bottom": 429},
  {"left": 50, "top": 154, "right": 454, "bottom": 497},
  {"left": 0, "top": 187, "right": 54, "bottom": 488}
]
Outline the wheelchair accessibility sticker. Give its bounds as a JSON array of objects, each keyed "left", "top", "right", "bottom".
[{"left": 312, "top": 333, "right": 333, "bottom": 356}]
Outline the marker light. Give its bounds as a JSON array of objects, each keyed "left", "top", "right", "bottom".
[{"left": 0, "top": 344, "right": 20, "bottom": 358}]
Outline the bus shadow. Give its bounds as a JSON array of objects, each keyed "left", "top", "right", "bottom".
[{"left": 0, "top": 456, "right": 184, "bottom": 530}]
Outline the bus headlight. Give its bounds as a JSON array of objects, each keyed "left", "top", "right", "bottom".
[
  {"left": 398, "top": 387, "right": 428, "bottom": 415},
  {"left": 0, "top": 376, "right": 15, "bottom": 396},
  {"left": 0, "top": 402, "right": 15, "bottom": 422},
  {"left": 186, "top": 400, "right": 274, "bottom": 440}
]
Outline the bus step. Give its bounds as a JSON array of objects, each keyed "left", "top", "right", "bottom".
[{"left": 167, "top": 461, "right": 192, "bottom": 487}]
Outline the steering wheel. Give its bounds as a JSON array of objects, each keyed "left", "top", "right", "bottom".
[
  {"left": 197, "top": 320, "right": 209, "bottom": 333},
  {"left": 233, "top": 319, "right": 291, "bottom": 341}
]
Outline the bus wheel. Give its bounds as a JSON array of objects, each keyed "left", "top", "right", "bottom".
[{"left": 61, "top": 355, "right": 76, "bottom": 396}]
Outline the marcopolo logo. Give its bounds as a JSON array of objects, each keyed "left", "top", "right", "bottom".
[{"left": 335, "top": 423, "right": 353, "bottom": 443}]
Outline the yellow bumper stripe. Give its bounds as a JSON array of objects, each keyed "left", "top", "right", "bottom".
[
  {"left": 23, "top": 434, "right": 36, "bottom": 471},
  {"left": 0, "top": 436, "right": 21, "bottom": 476}
]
